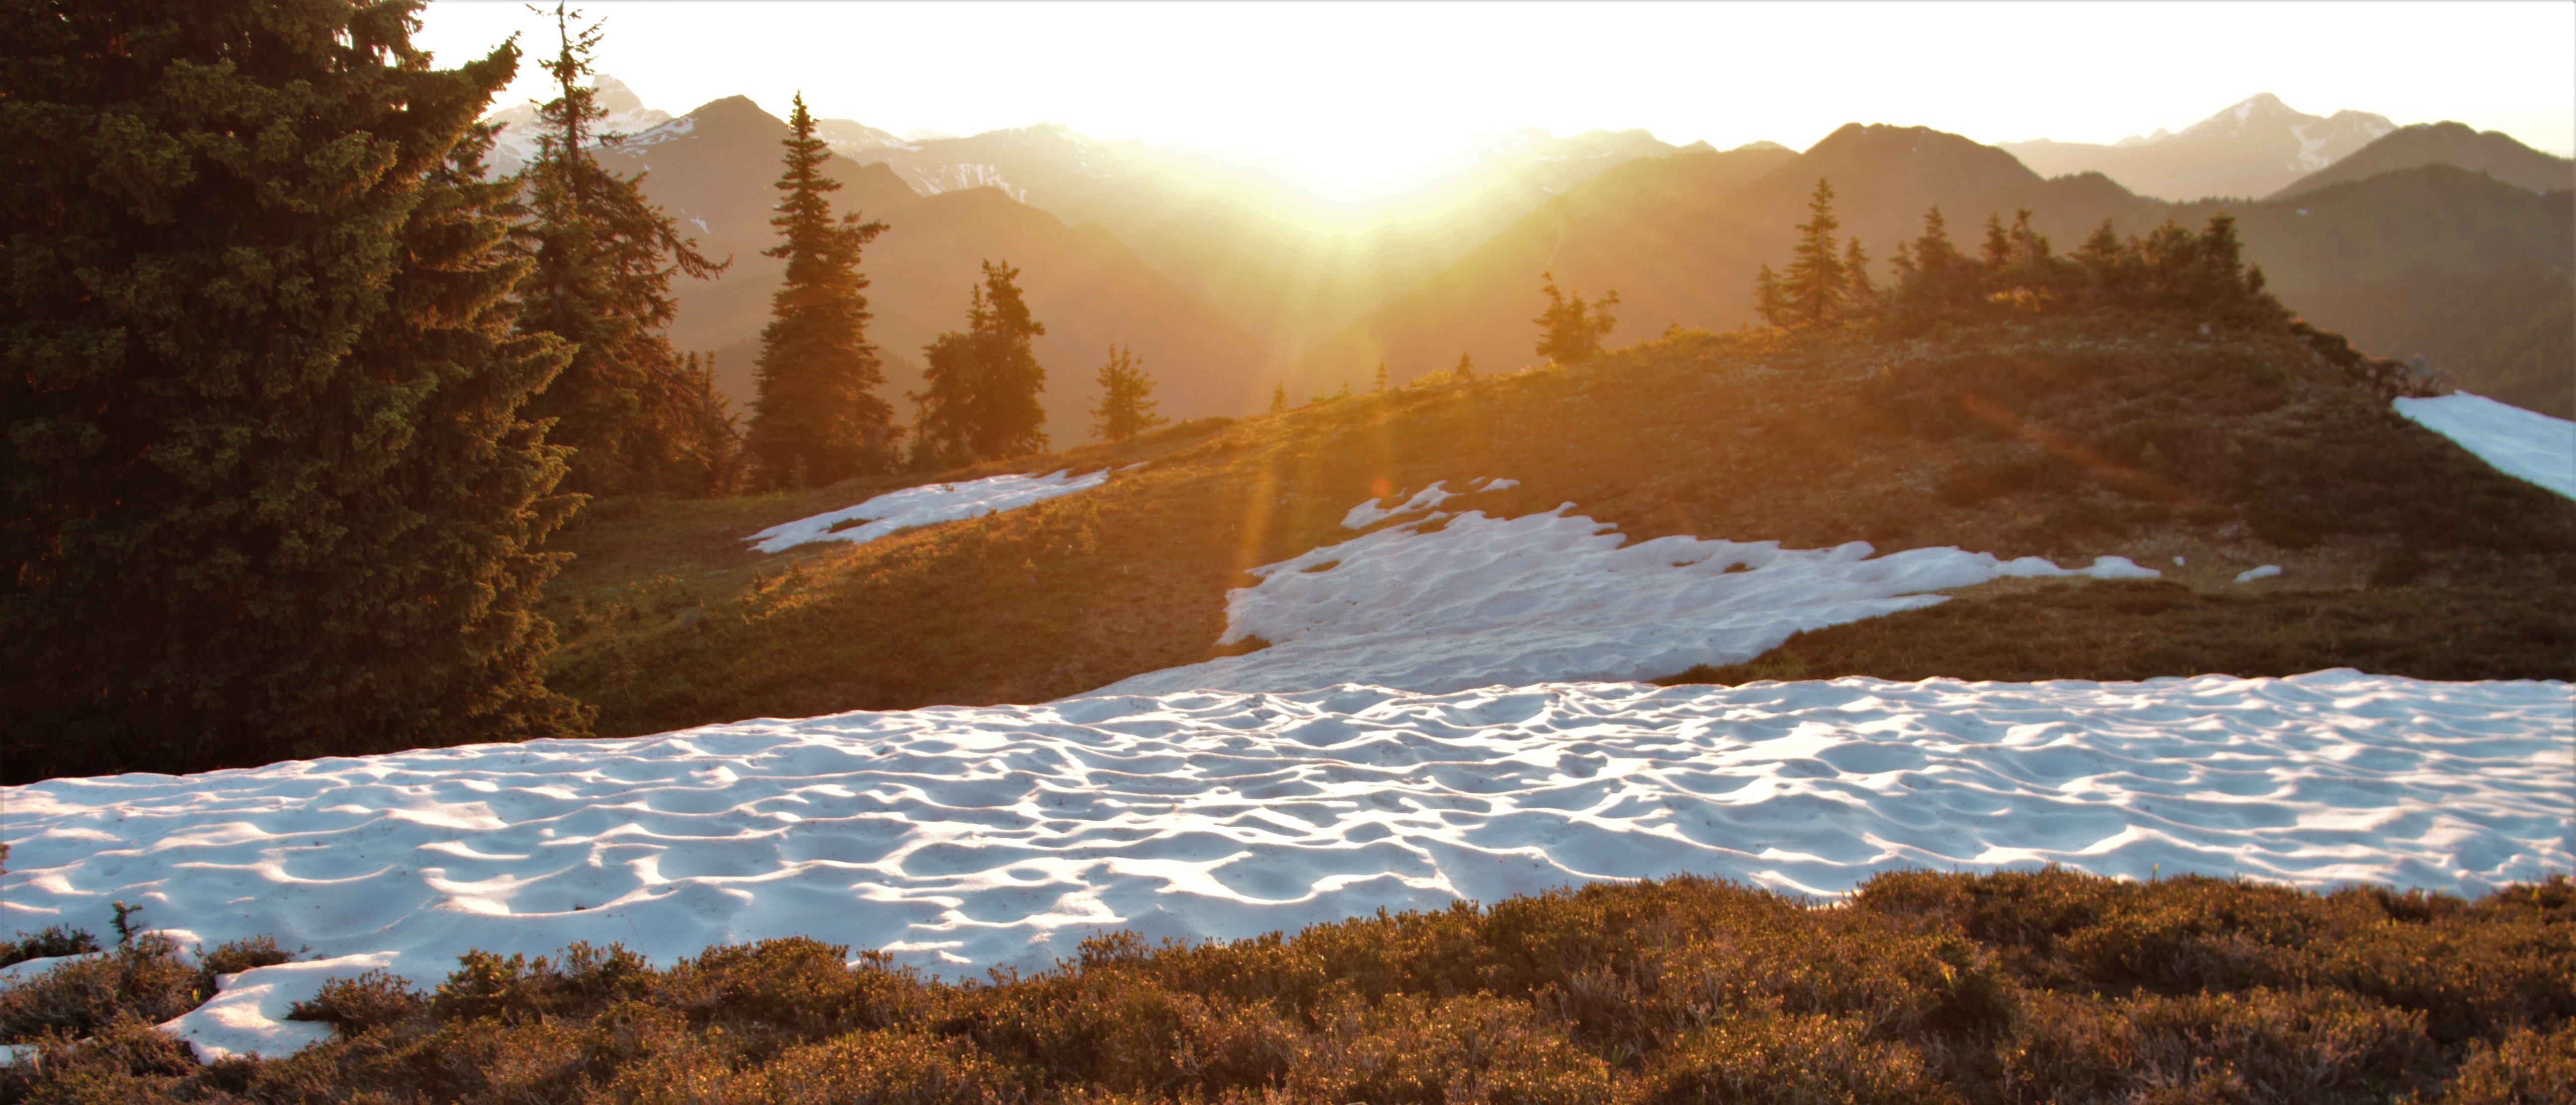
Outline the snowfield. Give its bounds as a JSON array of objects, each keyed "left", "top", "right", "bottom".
[
  {"left": 2396, "top": 392, "right": 2576, "bottom": 501},
  {"left": 1099, "top": 496, "right": 2157, "bottom": 697},
  {"left": 8, "top": 465, "right": 2575, "bottom": 1064},
  {"left": 747, "top": 469, "right": 1110, "bottom": 553},
  {"left": 5, "top": 673, "right": 2570, "bottom": 1060}
]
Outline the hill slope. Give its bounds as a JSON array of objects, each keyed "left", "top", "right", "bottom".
[
  {"left": 2271, "top": 121, "right": 2575, "bottom": 200},
  {"left": 539, "top": 315, "right": 2573, "bottom": 738}
]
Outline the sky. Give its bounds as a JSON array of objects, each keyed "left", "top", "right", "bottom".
[{"left": 416, "top": 0, "right": 2576, "bottom": 201}]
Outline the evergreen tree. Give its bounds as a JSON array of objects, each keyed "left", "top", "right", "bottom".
[
  {"left": 1374, "top": 362, "right": 1389, "bottom": 392},
  {"left": 1, "top": 0, "right": 587, "bottom": 780},
  {"left": 1842, "top": 238, "right": 1879, "bottom": 315},
  {"left": 1270, "top": 384, "right": 1290, "bottom": 413},
  {"left": 912, "top": 260, "right": 1049, "bottom": 465},
  {"left": 514, "top": 3, "right": 734, "bottom": 496},
  {"left": 1753, "top": 265, "right": 1790, "bottom": 327},
  {"left": 1782, "top": 178, "right": 1847, "bottom": 327},
  {"left": 744, "top": 92, "right": 893, "bottom": 489},
  {"left": 1455, "top": 353, "right": 1477, "bottom": 379},
  {"left": 1533, "top": 272, "right": 1621, "bottom": 364},
  {"left": 1888, "top": 205, "right": 1985, "bottom": 321},
  {"left": 1089, "top": 344, "right": 1167, "bottom": 443}
]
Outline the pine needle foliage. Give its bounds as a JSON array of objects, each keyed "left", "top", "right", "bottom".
[
  {"left": 744, "top": 92, "right": 894, "bottom": 489},
  {"left": 0, "top": 0, "right": 590, "bottom": 782},
  {"left": 1532, "top": 272, "right": 1620, "bottom": 365},
  {"left": 513, "top": 3, "right": 736, "bottom": 497},
  {"left": 1088, "top": 344, "right": 1167, "bottom": 444},
  {"left": 912, "top": 261, "right": 1049, "bottom": 467}
]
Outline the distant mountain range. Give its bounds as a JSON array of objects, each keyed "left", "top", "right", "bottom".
[
  {"left": 2271, "top": 121, "right": 2574, "bottom": 200},
  {"left": 590, "top": 96, "right": 1270, "bottom": 436},
  {"left": 1283, "top": 125, "right": 2572, "bottom": 413},
  {"left": 2002, "top": 93, "right": 2395, "bottom": 201},
  {"left": 486, "top": 83, "right": 2574, "bottom": 433}
]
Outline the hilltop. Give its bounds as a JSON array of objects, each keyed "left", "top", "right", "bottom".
[{"left": 538, "top": 312, "right": 2574, "bottom": 739}]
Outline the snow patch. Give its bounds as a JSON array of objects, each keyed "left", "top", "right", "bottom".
[
  {"left": 2395, "top": 393, "right": 2576, "bottom": 500},
  {"left": 1099, "top": 502, "right": 2158, "bottom": 697},
  {"left": 747, "top": 470, "right": 1109, "bottom": 553},
  {"left": 3, "top": 674, "right": 2565, "bottom": 1060},
  {"left": 161, "top": 952, "right": 401, "bottom": 1063},
  {"left": 2235, "top": 564, "right": 2283, "bottom": 583},
  {"left": 1339, "top": 477, "right": 1520, "bottom": 529}
]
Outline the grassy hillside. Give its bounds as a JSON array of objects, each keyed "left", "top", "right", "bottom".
[
  {"left": 537, "top": 314, "right": 2574, "bottom": 738},
  {"left": 14, "top": 869, "right": 2573, "bottom": 1103}
]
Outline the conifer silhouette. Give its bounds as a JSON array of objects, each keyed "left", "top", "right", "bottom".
[
  {"left": 1533, "top": 273, "right": 1620, "bottom": 364},
  {"left": 746, "top": 92, "right": 893, "bottom": 488},
  {"left": 1090, "top": 345, "right": 1167, "bottom": 443},
  {"left": 913, "top": 261, "right": 1049, "bottom": 465},
  {"left": 515, "top": 3, "right": 735, "bottom": 496},
  {"left": 1782, "top": 178, "right": 1847, "bottom": 327}
]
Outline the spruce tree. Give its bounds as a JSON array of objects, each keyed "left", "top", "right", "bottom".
[
  {"left": 1456, "top": 353, "right": 1477, "bottom": 379},
  {"left": 1782, "top": 178, "right": 1847, "bottom": 327},
  {"left": 514, "top": 3, "right": 734, "bottom": 496},
  {"left": 1089, "top": 344, "right": 1167, "bottom": 443},
  {"left": 1888, "top": 205, "right": 1984, "bottom": 321},
  {"left": 1842, "top": 238, "right": 1879, "bottom": 316},
  {"left": 745, "top": 92, "right": 893, "bottom": 488},
  {"left": 1533, "top": 272, "right": 1621, "bottom": 364},
  {"left": 1, "top": 0, "right": 587, "bottom": 780},
  {"left": 1374, "top": 362, "right": 1390, "bottom": 392},
  {"left": 912, "top": 261, "right": 1049, "bottom": 465},
  {"left": 1753, "top": 265, "right": 1791, "bottom": 327}
]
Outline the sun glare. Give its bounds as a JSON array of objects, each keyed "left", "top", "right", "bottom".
[{"left": 416, "top": 0, "right": 2574, "bottom": 199}]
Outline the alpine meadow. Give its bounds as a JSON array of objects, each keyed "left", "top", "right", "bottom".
[{"left": 3, "top": 1, "right": 2572, "bottom": 1101}]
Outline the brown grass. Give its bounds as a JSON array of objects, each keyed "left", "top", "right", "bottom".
[
  {"left": 537, "top": 316, "right": 2573, "bottom": 736},
  {"left": 1662, "top": 575, "right": 2576, "bottom": 686}
]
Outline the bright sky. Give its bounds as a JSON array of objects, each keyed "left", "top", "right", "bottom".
[{"left": 416, "top": 0, "right": 2576, "bottom": 201}]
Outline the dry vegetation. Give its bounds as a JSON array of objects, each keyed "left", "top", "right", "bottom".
[
  {"left": 539, "top": 315, "right": 2575, "bottom": 736},
  {"left": 6, "top": 870, "right": 2571, "bottom": 1103}
]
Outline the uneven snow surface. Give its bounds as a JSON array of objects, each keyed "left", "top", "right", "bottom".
[
  {"left": 8, "top": 673, "right": 2569, "bottom": 1059},
  {"left": 747, "top": 469, "right": 1108, "bottom": 553},
  {"left": 1099, "top": 503, "right": 2157, "bottom": 697},
  {"left": 2396, "top": 392, "right": 2576, "bottom": 501}
]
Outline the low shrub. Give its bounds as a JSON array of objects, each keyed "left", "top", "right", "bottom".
[{"left": 4, "top": 870, "right": 2567, "bottom": 1103}]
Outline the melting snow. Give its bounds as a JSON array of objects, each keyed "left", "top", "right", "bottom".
[
  {"left": 1100, "top": 500, "right": 2158, "bottom": 697},
  {"left": 747, "top": 470, "right": 1109, "bottom": 553},
  {"left": 2396, "top": 393, "right": 2576, "bottom": 501},
  {"left": 2, "top": 673, "right": 2566, "bottom": 1060}
]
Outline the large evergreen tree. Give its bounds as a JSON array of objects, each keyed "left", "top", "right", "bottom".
[
  {"left": 1089, "top": 344, "right": 1167, "bottom": 444},
  {"left": 1781, "top": 178, "right": 1847, "bottom": 327},
  {"left": 744, "top": 92, "right": 893, "bottom": 488},
  {"left": 514, "top": 3, "right": 735, "bottom": 496},
  {"left": 0, "top": 0, "right": 588, "bottom": 781},
  {"left": 912, "top": 261, "right": 1049, "bottom": 466}
]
